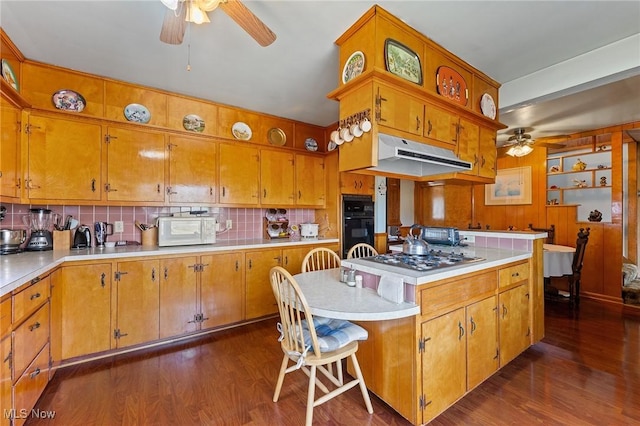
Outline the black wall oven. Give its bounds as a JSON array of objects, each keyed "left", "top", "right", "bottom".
[{"left": 342, "top": 195, "right": 375, "bottom": 258}]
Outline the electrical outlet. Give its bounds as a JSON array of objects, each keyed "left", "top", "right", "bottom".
[
  {"left": 226, "top": 219, "right": 233, "bottom": 230},
  {"left": 114, "top": 221, "right": 124, "bottom": 233},
  {"left": 463, "top": 235, "right": 475, "bottom": 243}
]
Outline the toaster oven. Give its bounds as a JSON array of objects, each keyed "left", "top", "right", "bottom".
[{"left": 420, "top": 226, "right": 462, "bottom": 246}]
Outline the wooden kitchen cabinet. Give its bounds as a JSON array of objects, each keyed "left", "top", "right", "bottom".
[
  {"left": 51, "top": 263, "right": 112, "bottom": 361},
  {"left": 261, "top": 148, "right": 295, "bottom": 206},
  {"left": 0, "top": 99, "right": 21, "bottom": 201},
  {"left": 376, "top": 84, "right": 424, "bottom": 137},
  {"left": 113, "top": 259, "right": 160, "bottom": 348},
  {"left": 105, "top": 126, "right": 165, "bottom": 203},
  {"left": 245, "top": 249, "right": 282, "bottom": 320},
  {"left": 423, "top": 102, "right": 458, "bottom": 148},
  {"left": 477, "top": 126, "right": 497, "bottom": 179},
  {"left": 1, "top": 296, "right": 11, "bottom": 426},
  {"left": 25, "top": 113, "right": 102, "bottom": 201},
  {"left": 159, "top": 256, "right": 199, "bottom": 339},
  {"left": 499, "top": 283, "right": 530, "bottom": 366},
  {"left": 466, "top": 296, "right": 499, "bottom": 389},
  {"left": 200, "top": 252, "right": 245, "bottom": 328},
  {"left": 166, "top": 135, "right": 217, "bottom": 205},
  {"left": 219, "top": 142, "right": 260, "bottom": 205},
  {"left": 295, "top": 154, "right": 326, "bottom": 207},
  {"left": 340, "top": 171, "right": 375, "bottom": 195}
]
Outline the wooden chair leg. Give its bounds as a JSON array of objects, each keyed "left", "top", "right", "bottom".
[
  {"left": 273, "top": 354, "right": 289, "bottom": 402},
  {"left": 306, "top": 365, "right": 317, "bottom": 426},
  {"left": 350, "top": 353, "right": 374, "bottom": 414}
]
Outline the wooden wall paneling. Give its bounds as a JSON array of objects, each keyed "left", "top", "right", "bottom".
[
  {"left": 579, "top": 222, "right": 604, "bottom": 295},
  {"left": 386, "top": 178, "right": 401, "bottom": 226},
  {"left": 166, "top": 96, "right": 217, "bottom": 136},
  {"left": 602, "top": 222, "right": 623, "bottom": 299},
  {"left": 314, "top": 151, "right": 339, "bottom": 239},
  {"left": 610, "top": 131, "right": 624, "bottom": 224},
  {"left": 21, "top": 61, "right": 105, "bottom": 117},
  {"left": 216, "top": 105, "right": 262, "bottom": 143},
  {"left": 104, "top": 81, "right": 167, "bottom": 127},
  {"left": 259, "top": 116, "right": 295, "bottom": 149},
  {"left": 294, "top": 122, "right": 326, "bottom": 153},
  {"left": 625, "top": 138, "right": 638, "bottom": 263}
]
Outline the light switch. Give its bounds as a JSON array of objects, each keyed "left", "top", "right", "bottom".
[{"left": 114, "top": 221, "right": 124, "bottom": 233}]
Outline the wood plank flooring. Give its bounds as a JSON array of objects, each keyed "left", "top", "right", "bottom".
[{"left": 27, "top": 299, "right": 640, "bottom": 425}]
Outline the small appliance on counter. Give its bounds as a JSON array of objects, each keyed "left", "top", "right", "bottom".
[
  {"left": 72, "top": 225, "right": 92, "bottom": 249},
  {"left": 300, "top": 222, "right": 319, "bottom": 239},
  {"left": 94, "top": 221, "right": 114, "bottom": 248},
  {"left": 0, "top": 229, "right": 27, "bottom": 255},
  {"left": 418, "top": 225, "right": 464, "bottom": 246},
  {"left": 157, "top": 216, "right": 216, "bottom": 247},
  {"left": 22, "top": 208, "right": 57, "bottom": 251}
]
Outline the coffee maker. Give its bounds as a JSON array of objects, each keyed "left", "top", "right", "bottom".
[{"left": 22, "top": 208, "right": 56, "bottom": 251}]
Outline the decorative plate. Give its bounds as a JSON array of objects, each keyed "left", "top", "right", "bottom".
[
  {"left": 1, "top": 59, "right": 18, "bottom": 91},
  {"left": 342, "top": 51, "right": 365, "bottom": 84},
  {"left": 124, "top": 103, "right": 151, "bottom": 123},
  {"left": 436, "top": 66, "right": 468, "bottom": 106},
  {"left": 232, "top": 122, "right": 252, "bottom": 140},
  {"left": 384, "top": 39, "right": 422, "bottom": 85},
  {"left": 183, "top": 114, "right": 205, "bottom": 132},
  {"left": 267, "top": 127, "right": 286, "bottom": 146},
  {"left": 327, "top": 140, "right": 337, "bottom": 152},
  {"left": 304, "top": 138, "right": 318, "bottom": 152},
  {"left": 480, "top": 93, "right": 496, "bottom": 119},
  {"left": 52, "top": 89, "right": 86, "bottom": 112}
]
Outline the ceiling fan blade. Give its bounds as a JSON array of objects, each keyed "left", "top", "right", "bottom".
[
  {"left": 219, "top": 0, "right": 276, "bottom": 47},
  {"left": 160, "top": 6, "right": 187, "bottom": 45}
]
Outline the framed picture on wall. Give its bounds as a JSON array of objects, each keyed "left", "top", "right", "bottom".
[{"left": 485, "top": 166, "right": 532, "bottom": 205}]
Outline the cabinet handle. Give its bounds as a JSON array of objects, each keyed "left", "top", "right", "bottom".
[
  {"left": 101, "top": 272, "right": 106, "bottom": 288},
  {"left": 264, "top": 189, "right": 267, "bottom": 198},
  {"left": 222, "top": 187, "right": 226, "bottom": 197},
  {"left": 358, "top": 181, "right": 363, "bottom": 189},
  {"left": 210, "top": 187, "right": 213, "bottom": 196},
  {"left": 30, "top": 368, "right": 41, "bottom": 379},
  {"left": 2, "top": 351, "right": 11, "bottom": 368},
  {"left": 298, "top": 190, "right": 302, "bottom": 199},
  {"left": 511, "top": 272, "right": 520, "bottom": 278},
  {"left": 416, "top": 115, "right": 421, "bottom": 132},
  {"left": 502, "top": 304, "right": 507, "bottom": 318},
  {"left": 151, "top": 268, "right": 156, "bottom": 281},
  {"left": 26, "top": 179, "right": 41, "bottom": 190},
  {"left": 30, "top": 292, "right": 41, "bottom": 300},
  {"left": 30, "top": 277, "right": 41, "bottom": 285},
  {"left": 481, "top": 156, "right": 486, "bottom": 167},
  {"left": 105, "top": 183, "right": 118, "bottom": 192},
  {"left": 235, "top": 260, "right": 239, "bottom": 271},
  {"left": 470, "top": 317, "right": 476, "bottom": 334},
  {"left": 157, "top": 184, "right": 161, "bottom": 193},
  {"left": 164, "top": 267, "right": 169, "bottom": 280},
  {"left": 284, "top": 256, "right": 289, "bottom": 266},
  {"left": 166, "top": 186, "right": 177, "bottom": 195},
  {"left": 458, "top": 321, "right": 465, "bottom": 340},
  {"left": 452, "top": 123, "right": 459, "bottom": 142},
  {"left": 427, "top": 120, "right": 432, "bottom": 135},
  {"left": 494, "top": 348, "right": 499, "bottom": 360},
  {"left": 274, "top": 256, "right": 281, "bottom": 264},
  {"left": 91, "top": 178, "right": 96, "bottom": 192},
  {"left": 29, "top": 322, "right": 41, "bottom": 332}
]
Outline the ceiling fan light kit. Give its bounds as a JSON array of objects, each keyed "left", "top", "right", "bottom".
[{"left": 505, "top": 143, "right": 534, "bottom": 157}]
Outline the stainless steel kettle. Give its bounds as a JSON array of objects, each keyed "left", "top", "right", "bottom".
[
  {"left": 72, "top": 225, "right": 92, "bottom": 249},
  {"left": 402, "top": 224, "right": 429, "bottom": 255}
]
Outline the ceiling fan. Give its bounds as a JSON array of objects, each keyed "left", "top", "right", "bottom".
[
  {"left": 159, "top": 0, "right": 276, "bottom": 47},
  {"left": 501, "top": 127, "right": 565, "bottom": 157}
]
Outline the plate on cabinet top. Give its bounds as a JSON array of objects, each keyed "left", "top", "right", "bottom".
[
  {"left": 436, "top": 66, "right": 468, "bottom": 106},
  {"left": 183, "top": 114, "right": 205, "bottom": 132},
  {"left": 342, "top": 51, "right": 365, "bottom": 84},
  {"left": 480, "top": 93, "right": 496, "bottom": 119},
  {"left": 1, "top": 59, "right": 18, "bottom": 91},
  {"left": 305, "top": 138, "right": 318, "bottom": 152},
  {"left": 52, "top": 89, "right": 86, "bottom": 112},
  {"left": 232, "top": 122, "right": 252, "bottom": 140},
  {"left": 267, "top": 127, "right": 286, "bottom": 146},
  {"left": 124, "top": 103, "right": 151, "bottom": 123}
]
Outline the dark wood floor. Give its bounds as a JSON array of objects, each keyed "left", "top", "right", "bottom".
[{"left": 28, "top": 299, "right": 640, "bottom": 425}]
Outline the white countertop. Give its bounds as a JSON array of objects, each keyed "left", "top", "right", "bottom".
[
  {"left": 293, "top": 269, "right": 420, "bottom": 321},
  {"left": 341, "top": 246, "right": 531, "bottom": 286},
  {"left": 0, "top": 238, "right": 339, "bottom": 297}
]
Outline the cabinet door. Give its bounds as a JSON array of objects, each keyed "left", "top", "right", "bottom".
[
  {"left": 261, "top": 149, "right": 295, "bottom": 205},
  {"left": 219, "top": 143, "right": 260, "bottom": 205},
  {"left": 200, "top": 252, "right": 244, "bottom": 328},
  {"left": 167, "top": 136, "right": 216, "bottom": 204},
  {"left": 340, "top": 172, "right": 374, "bottom": 195},
  {"left": 105, "top": 127, "right": 165, "bottom": 202},
  {"left": 424, "top": 102, "right": 457, "bottom": 147},
  {"left": 466, "top": 296, "right": 498, "bottom": 390},
  {"left": 0, "top": 100, "right": 21, "bottom": 199},
  {"left": 53, "top": 263, "right": 112, "bottom": 360},
  {"left": 26, "top": 114, "right": 102, "bottom": 201},
  {"left": 115, "top": 260, "right": 160, "bottom": 348},
  {"left": 1, "top": 336, "right": 11, "bottom": 426},
  {"left": 377, "top": 85, "right": 424, "bottom": 136},
  {"left": 159, "top": 256, "right": 199, "bottom": 339},
  {"left": 478, "top": 126, "right": 497, "bottom": 178},
  {"left": 456, "top": 118, "right": 480, "bottom": 174},
  {"left": 499, "top": 283, "right": 530, "bottom": 366},
  {"left": 245, "top": 249, "right": 281, "bottom": 319},
  {"left": 282, "top": 246, "right": 313, "bottom": 275},
  {"left": 421, "top": 308, "right": 466, "bottom": 424},
  {"left": 295, "top": 154, "right": 325, "bottom": 207}
]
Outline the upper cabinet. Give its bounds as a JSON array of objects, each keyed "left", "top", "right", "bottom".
[
  {"left": 218, "top": 143, "right": 260, "bottom": 206},
  {"left": 167, "top": 135, "right": 217, "bottom": 205},
  {"left": 0, "top": 99, "right": 22, "bottom": 201}
]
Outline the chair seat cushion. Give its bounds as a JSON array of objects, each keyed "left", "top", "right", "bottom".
[{"left": 302, "top": 317, "right": 368, "bottom": 352}]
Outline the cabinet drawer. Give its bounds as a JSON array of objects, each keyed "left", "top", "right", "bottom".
[
  {"left": 13, "top": 343, "right": 50, "bottom": 426},
  {"left": 498, "top": 262, "right": 529, "bottom": 288},
  {"left": 13, "top": 303, "right": 50, "bottom": 379},
  {"left": 420, "top": 271, "right": 496, "bottom": 318},
  {"left": 13, "top": 276, "right": 50, "bottom": 324}
]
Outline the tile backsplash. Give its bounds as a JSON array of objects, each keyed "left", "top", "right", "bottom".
[{"left": 1, "top": 204, "right": 315, "bottom": 244}]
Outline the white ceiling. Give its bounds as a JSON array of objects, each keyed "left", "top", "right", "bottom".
[{"left": 2, "top": 1, "right": 639, "bottom": 145}]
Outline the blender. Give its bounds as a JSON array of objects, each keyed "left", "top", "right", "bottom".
[{"left": 22, "top": 208, "right": 56, "bottom": 251}]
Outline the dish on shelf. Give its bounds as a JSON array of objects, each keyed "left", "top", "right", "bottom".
[
  {"left": 385, "top": 39, "right": 422, "bottom": 85},
  {"left": 52, "top": 89, "right": 86, "bottom": 112},
  {"left": 1, "top": 59, "right": 18, "bottom": 91},
  {"left": 342, "top": 51, "right": 365, "bottom": 84},
  {"left": 480, "top": 93, "right": 496, "bottom": 119},
  {"left": 267, "top": 127, "right": 286, "bottom": 146},
  {"left": 436, "top": 66, "right": 468, "bottom": 105},
  {"left": 232, "top": 122, "right": 252, "bottom": 140},
  {"left": 183, "top": 114, "right": 205, "bottom": 132},
  {"left": 304, "top": 137, "right": 318, "bottom": 151},
  {"left": 124, "top": 103, "right": 151, "bottom": 123},
  {"left": 266, "top": 208, "right": 277, "bottom": 221}
]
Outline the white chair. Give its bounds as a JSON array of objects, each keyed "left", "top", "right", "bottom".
[
  {"left": 301, "top": 247, "right": 341, "bottom": 272},
  {"left": 346, "top": 243, "right": 378, "bottom": 259},
  {"left": 270, "top": 266, "right": 373, "bottom": 425}
]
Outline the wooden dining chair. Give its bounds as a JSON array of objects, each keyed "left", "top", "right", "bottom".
[
  {"left": 565, "top": 227, "right": 590, "bottom": 306},
  {"left": 269, "top": 266, "right": 373, "bottom": 426},
  {"left": 528, "top": 223, "right": 556, "bottom": 244},
  {"left": 301, "top": 247, "right": 341, "bottom": 272},
  {"left": 346, "top": 243, "right": 378, "bottom": 259}
]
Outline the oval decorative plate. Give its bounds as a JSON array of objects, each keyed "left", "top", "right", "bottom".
[
  {"left": 305, "top": 138, "right": 318, "bottom": 152},
  {"left": 1, "top": 59, "right": 18, "bottom": 91},
  {"left": 124, "top": 103, "right": 151, "bottom": 123},
  {"left": 480, "top": 93, "right": 496, "bottom": 119},
  {"left": 52, "top": 89, "right": 86, "bottom": 112},
  {"left": 436, "top": 66, "right": 468, "bottom": 106},
  {"left": 232, "top": 122, "right": 252, "bottom": 140},
  {"left": 342, "top": 51, "right": 365, "bottom": 84},
  {"left": 267, "top": 127, "right": 286, "bottom": 146},
  {"left": 183, "top": 114, "right": 205, "bottom": 132}
]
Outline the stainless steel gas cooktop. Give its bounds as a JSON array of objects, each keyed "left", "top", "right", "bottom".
[{"left": 363, "top": 250, "right": 484, "bottom": 272}]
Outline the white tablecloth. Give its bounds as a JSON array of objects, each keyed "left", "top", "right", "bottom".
[{"left": 543, "top": 243, "right": 575, "bottom": 277}]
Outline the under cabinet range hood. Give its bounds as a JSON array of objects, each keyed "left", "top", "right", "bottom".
[{"left": 368, "top": 133, "right": 473, "bottom": 177}]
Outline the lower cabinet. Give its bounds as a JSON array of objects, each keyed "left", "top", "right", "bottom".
[
  {"left": 1, "top": 296, "right": 12, "bottom": 426},
  {"left": 245, "top": 249, "right": 282, "bottom": 320},
  {"left": 159, "top": 256, "right": 199, "bottom": 339},
  {"left": 498, "top": 283, "right": 530, "bottom": 366},
  {"left": 200, "top": 252, "right": 245, "bottom": 328}
]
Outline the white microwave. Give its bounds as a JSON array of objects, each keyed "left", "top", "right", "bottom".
[{"left": 157, "top": 217, "right": 217, "bottom": 247}]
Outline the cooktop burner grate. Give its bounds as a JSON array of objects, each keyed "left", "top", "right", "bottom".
[{"left": 363, "top": 250, "right": 484, "bottom": 272}]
